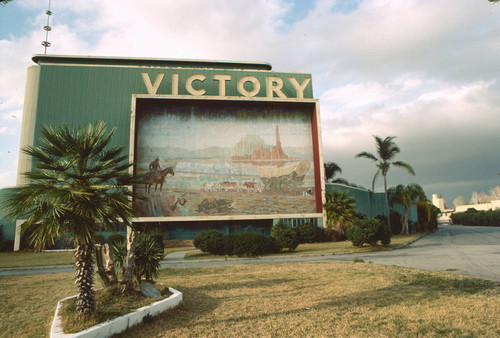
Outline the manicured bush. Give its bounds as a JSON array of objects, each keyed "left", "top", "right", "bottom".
[
  {"left": 347, "top": 217, "right": 391, "bottom": 247},
  {"left": 193, "top": 230, "right": 225, "bottom": 255},
  {"left": 268, "top": 236, "right": 283, "bottom": 253},
  {"left": 296, "top": 222, "right": 324, "bottom": 243},
  {"left": 450, "top": 208, "right": 500, "bottom": 226},
  {"left": 232, "top": 232, "right": 271, "bottom": 257},
  {"left": 222, "top": 233, "right": 238, "bottom": 256},
  {"left": 271, "top": 222, "right": 299, "bottom": 251}
]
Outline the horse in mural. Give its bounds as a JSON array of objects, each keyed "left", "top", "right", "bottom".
[{"left": 145, "top": 167, "right": 175, "bottom": 194}]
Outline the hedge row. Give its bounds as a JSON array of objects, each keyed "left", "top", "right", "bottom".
[
  {"left": 193, "top": 230, "right": 281, "bottom": 257},
  {"left": 450, "top": 208, "right": 500, "bottom": 226}
]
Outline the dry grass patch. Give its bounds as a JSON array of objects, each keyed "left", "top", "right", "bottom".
[
  {"left": 1, "top": 258, "right": 497, "bottom": 337},
  {"left": 117, "top": 263, "right": 499, "bottom": 337},
  {"left": 0, "top": 272, "right": 75, "bottom": 337}
]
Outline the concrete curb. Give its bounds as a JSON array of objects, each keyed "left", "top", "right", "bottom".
[{"left": 50, "top": 287, "right": 182, "bottom": 338}]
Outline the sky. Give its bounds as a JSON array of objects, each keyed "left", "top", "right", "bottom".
[{"left": 0, "top": 0, "right": 499, "bottom": 206}]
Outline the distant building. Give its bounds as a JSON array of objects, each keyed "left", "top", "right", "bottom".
[
  {"left": 432, "top": 194, "right": 454, "bottom": 223},
  {"left": 455, "top": 200, "right": 500, "bottom": 213}
]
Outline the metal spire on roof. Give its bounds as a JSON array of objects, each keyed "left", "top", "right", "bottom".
[{"left": 41, "top": 0, "right": 52, "bottom": 54}]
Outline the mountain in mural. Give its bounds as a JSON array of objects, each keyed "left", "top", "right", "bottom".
[{"left": 231, "top": 125, "right": 288, "bottom": 162}]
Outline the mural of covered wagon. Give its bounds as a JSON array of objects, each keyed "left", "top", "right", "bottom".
[{"left": 257, "top": 160, "right": 310, "bottom": 194}]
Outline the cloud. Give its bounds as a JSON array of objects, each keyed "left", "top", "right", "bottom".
[{"left": 1, "top": 0, "right": 499, "bottom": 206}]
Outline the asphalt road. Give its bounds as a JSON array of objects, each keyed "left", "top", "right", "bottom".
[{"left": 2, "top": 225, "right": 499, "bottom": 282}]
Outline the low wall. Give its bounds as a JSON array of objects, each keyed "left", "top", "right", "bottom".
[{"left": 326, "top": 183, "right": 418, "bottom": 222}]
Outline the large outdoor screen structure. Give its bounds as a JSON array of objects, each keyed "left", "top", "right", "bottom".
[{"left": 131, "top": 96, "right": 323, "bottom": 222}]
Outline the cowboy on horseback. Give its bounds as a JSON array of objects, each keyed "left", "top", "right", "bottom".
[
  {"left": 145, "top": 157, "right": 175, "bottom": 193},
  {"left": 149, "top": 157, "right": 161, "bottom": 177}
]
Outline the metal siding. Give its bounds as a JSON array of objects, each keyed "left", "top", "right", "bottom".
[
  {"left": 0, "top": 189, "right": 16, "bottom": 241},
  {"left": 326, "top": 184, "right": 418, "bottom": 223},
  {"left": 33, "top": 64, "right": 313, "bottom": 150}
]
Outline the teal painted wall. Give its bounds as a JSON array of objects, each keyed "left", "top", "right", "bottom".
[
  {"left": 0, "top": 188, "right": 16, "bottom": 241},
  {"left": 326, "top": 183, "right": 418, "bottom": 228},
  {"left": 32, "top": 62, "right": 313, "bottom": 154}
]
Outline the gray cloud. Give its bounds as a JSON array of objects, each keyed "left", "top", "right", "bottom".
[{"left": 1, "top": 0, "right": 499, "bottom": 205}]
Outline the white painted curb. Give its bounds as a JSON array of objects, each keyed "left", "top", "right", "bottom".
[{"left": 50, "top": 287, "right": 182, "bottom": 337}]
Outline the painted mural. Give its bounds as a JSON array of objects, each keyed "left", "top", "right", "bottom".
[{"left": 133, "top": 99, "right": 318, "bottom": 218}]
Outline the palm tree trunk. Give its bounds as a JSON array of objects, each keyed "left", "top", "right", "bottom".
[
  {"left": 383, "top": 175, "right": 392, "bottom": 234},
  {"left": 400, "top": 208, "right": 409, "bottom": 235},
  {"left": 74, "top": 244, "right": 96, "bottom": 315},
  {"left": 123, "top": 230, "right": 137, "bottom": 293}
]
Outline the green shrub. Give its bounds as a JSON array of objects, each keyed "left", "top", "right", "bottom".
[
  {"left": 296, "top": 222, "right": 324, "bottom": 243},
  {"left": 451, "top": 208, "right": 500, "bottom": 226},
  {"left": 135, "top": 233, "right": 165, "bottom": 282},
  {"left": 110, "top": 233, "right": 164, "bottom": 282},
  {"left": 0, "top": 239, "right": 13, "bottom": 252},
  {"left": 92, "top": 234, "right": 105, "bottom": 244},
  {"left": 271, "top": 221, "right": 288, "bottom": 238},
  {"left": 110, "top": 239, "right": 127, "bottom": 276},
  {"left": 233, "top": 232, "right": 271, "bottom": 257},
  {"left": 193, "top": 230, "right": 225, "bottom": 255},
  {"left": 108, "top": 233, "right": 124, "bottom": 244},
  {"left": 268, "top": 236, "right": 283, "bottom": 253},
  {"left": 272, "top": 222, "right": 299, "bottom": 251},
  {"left": 347, "top": 217, "right": 391, "bottom": 247},
  {"left": 222, "top": 233, "right": 238, "bottom": 256}
]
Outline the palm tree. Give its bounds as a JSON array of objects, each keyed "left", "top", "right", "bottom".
[
  {"left": 324, "top": 162, "right": 349, "bottom": 185},
  {"left": 323, "top": 189, "right": 357, "bottom": 240},
  {"left": 355, "top": 136, "right": 415, "bottom": 233},
  {"left": 388, "top": 184, "right": 427, "bottom": 235},
  {"left": 2, "top": 121, "right": 140, "bottom": 315}
]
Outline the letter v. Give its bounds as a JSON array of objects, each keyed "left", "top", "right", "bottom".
[{"left": 141, "top": 72, "right": 165, "bottom": 95}]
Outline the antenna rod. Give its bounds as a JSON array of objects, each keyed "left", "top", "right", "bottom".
[{"left": 41, "top": 0, "right": 52, "bottom": 54}]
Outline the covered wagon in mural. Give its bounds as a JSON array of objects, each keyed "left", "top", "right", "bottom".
[{"left": 257, "top": 160, "right": 310, "bottom": 194}]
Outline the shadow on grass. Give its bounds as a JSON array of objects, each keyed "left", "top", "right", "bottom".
[{"left": 116, "top": 271, "right": 498, "bottom": 337}]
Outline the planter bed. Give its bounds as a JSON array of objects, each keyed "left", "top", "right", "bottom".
[{"left": 50, "top": 287, "right": 182, "bottom": 337}]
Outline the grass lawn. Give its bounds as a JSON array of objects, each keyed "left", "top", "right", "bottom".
[
  {"left": 0, "top": 251, "right": 75, "bottom": 268},
  {"left": 0, "top": 262, "right": 498, "bottom": 337},
  {"left": 186, "top": 233, "right": 425, "bottom": 260}
]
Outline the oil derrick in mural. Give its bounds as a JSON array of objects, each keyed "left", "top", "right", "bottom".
[
  {"left": 231, "top": 125, "right": 289, "bottom": 164},
  {"left": 232, "top": 125, "right": 310, "bottom": 194}
]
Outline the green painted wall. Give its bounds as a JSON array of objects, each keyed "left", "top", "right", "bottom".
[
  {"left": 31, "top": 60, "right": 313, "bottom": 154},
  {"left": 0, "top": 189, "right": 16, "bottom": 241},
  {"left": 326, "top": 183, "right": 418, "bottom": 226}
]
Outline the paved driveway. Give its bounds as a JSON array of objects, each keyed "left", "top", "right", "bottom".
[{"left": 325, "top": 225, "right": 500, "bottom": 282}]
